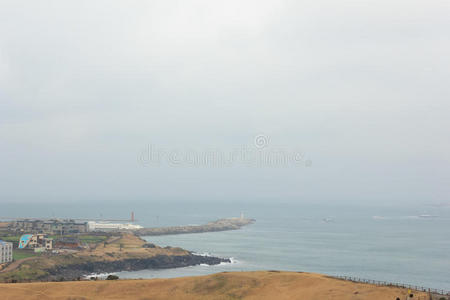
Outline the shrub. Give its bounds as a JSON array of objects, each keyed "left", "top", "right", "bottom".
[{"left": 106, "top": 275, "right": 119, "bottom": 280}]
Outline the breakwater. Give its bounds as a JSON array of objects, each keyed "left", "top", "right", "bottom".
[{"left": 135, "top": 218, "right": 255, "bottom": 236}]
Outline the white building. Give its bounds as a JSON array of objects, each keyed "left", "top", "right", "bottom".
[
  {"left": 0, "top": 240, "right": 13, "bottom": 263},
  {"left": 87, "top": 221, "right": 143, "bottom": 232}
]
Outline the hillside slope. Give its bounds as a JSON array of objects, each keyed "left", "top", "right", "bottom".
[{"left": 0, "top": 271, "right": 427, "bottom": 300}]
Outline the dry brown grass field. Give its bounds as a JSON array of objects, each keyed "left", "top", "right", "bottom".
[{"left": 0, "top": 271, "right": 427, "bottom": 300}]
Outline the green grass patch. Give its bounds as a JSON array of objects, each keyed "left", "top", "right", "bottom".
[
  {"left": 47, "top": 234, "right": 108, "bottom": 244},
  {"left": 13, "top": 250, "right": 40, "bottom": 261},
  {"left": 0, "top": 263, "right": 48, "bottom": 282},
  {"left": 0, "top": 235, "right": 21, "bottom": 243},
  {"left": 78, "top": 235, "right": 108, "bottom": 244}
]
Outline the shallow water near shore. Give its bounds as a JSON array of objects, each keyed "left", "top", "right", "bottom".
[{"left": 3, "top": 201, "right": 450, "bottom": 290}]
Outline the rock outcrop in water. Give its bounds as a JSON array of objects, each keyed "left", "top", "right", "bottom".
[{"left": 135, "top": 217, "right": 255, "bottom": 236}]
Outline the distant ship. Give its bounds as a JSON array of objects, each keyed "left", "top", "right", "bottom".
[{"left": 418, "top": 214, "right": 438, "bottom": 218}]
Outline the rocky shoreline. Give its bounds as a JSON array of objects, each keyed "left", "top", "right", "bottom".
[
  {"left": 0, "top": 229, "right": 240, "bottom": 283},
  {"left": 44, "top": 254, "right": 230, "bottom": 281}
]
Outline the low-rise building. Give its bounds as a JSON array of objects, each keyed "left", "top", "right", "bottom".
[
  {"left": 87, "top": 221, "right": 143, "bottom": 232},
  {"left": 0, "top": 240, "right": 13, "bottom": 263},
  {"left": 9, "top": 219, "right": 88, "bottom": 235},
  {"left": 18, "top": 234, "right": 53, "bottom": 250}
]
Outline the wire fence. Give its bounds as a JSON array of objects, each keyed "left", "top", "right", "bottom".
[{"left": 330, "top": 275, "right": 449, "bottom": 297}]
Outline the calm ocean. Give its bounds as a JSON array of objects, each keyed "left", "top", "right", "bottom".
[{"left": 3, "top": 201, "right": 450, "bottom": 290}]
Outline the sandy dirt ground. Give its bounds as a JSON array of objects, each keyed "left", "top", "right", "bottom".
[{"left": 0, "top": 271, "right": 428, "bottom": 300}]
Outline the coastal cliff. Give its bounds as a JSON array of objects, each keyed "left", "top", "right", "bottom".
[{"left": 135, "top": 217, "right": 255, "bottom": 236}]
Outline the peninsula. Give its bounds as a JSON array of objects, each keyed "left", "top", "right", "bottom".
[
  {"left": 0, "top": 233, "right": 228, "bottom": 282},
  {"left": 0, "top": 217, "right": 255, "bottom": 282}
]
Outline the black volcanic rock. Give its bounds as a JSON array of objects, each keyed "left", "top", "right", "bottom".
[{"left": 44, "top": 254, "right": 230, "bottom": 281}]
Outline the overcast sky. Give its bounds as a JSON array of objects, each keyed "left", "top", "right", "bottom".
[{"left": 1, "top": 0, "right": 449, "bottom": 204}]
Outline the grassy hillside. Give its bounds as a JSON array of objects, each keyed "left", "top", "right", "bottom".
[{"left": 0, "top": 271, "right": 428, "bottom": 300}]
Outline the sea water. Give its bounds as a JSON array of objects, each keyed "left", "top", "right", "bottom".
[{"left": 3, "top": 201, "right": 450, "bottom": 290}]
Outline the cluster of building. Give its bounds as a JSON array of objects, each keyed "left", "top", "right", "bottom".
[
  {"left": 9, "top": 219, "right": 88, "bottom": 235},
  {"left": 9, "top": 219, "right": 143, "bottom": 235},
  {"left": 0, "top": 218, "right": 144, "bottom": 261},
  {"left": 0, "top": 240, "right": 13, "bottom": 264}
]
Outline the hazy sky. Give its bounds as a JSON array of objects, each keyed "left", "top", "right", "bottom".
[{"left": 1, "top": 0, "right": 449, "bottom": 204}]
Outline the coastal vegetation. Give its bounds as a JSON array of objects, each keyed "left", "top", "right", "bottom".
[
  {"left": 0, "top": 232, "right": 109, "bottom": 247},
  {"left": 12, "top": 249, "right": 40, "bottom": 261}
]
